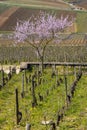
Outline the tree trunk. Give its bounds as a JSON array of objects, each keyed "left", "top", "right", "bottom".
[
  {"left": 64, "top": 75, "right": 68, "bottom": 107},
  {"left": 39, "top": 55, "right": 44, "bottom": 73},
  {"left": 41, "top": 56, "right": 44, "bottom": 73},
  {"left": 37, "top": 48, "right": 45, "bottom": 74}
]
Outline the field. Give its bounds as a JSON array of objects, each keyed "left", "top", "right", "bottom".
[
  {"left": 0, "top": 0, "right": 71, "bottom": 9},
  {"left": 0, "top": 5, "right": 87, "bottom": 32},
  {"left": 76, "top": 12, "right": 87, "bottom": 32},
  {"left": 0, "top": 10, "right": 76, "bottom": 32},
  {"left": 0, "top": 7, "right": 19, "bottom": 28}
]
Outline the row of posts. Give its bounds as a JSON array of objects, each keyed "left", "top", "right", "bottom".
[{"left": 15, "top": 65, "right": 82, "bottom": 130}]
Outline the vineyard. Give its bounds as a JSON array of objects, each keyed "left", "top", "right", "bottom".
[
  {"left": 0, "top": 1, "right": 87, "bottom": 130},
  {"left": 0, "top": 63, "right": 85, "bottom": 130},
  {"left": 0, "top": 33, "right": 87, "bottom": 64},
  {"left": 0, "top": 45, "right": 87, "bottom": 64},
  {"left": 0, "top": 34, "right": 87, "bottom": 130},
  {"left": 0, "top": 32, "right": 87, "bottom": 130}
]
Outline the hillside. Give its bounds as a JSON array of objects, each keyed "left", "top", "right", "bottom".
[
  {"left": 0, "top": 4, "right": 11, "bottom": 14},
  {"left": 0, "top": 6, "right": 87, "bottom": 33},
  {"left": 78, "top": 0, "right": 87, "bottom": 9},
  {"left": 64, "top": 0, "right": 87, "bottom": 9},
  {"left": 0, "top": 7, "right": 76, "bottom": 31},
  {"left": 0, "top": 1, "right": 87, "bottom": 32},
  {"left": 0, "top": 7, "right": 19, "bottom": 28},
  {"left": 0, "top": 0, "right": 71, "bottom": 9}
]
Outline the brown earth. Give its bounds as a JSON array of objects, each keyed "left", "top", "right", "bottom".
[
  {"left": 0, "top": 7, "right": 19, "bottom": 28},
  {"left": 0, "top": 7, "right": 77, "bottom": 31}
]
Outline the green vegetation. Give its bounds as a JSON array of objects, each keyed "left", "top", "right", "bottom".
[
  {"left": 0, "top": 0, "right": 71, "bottom": 10},
  {"left": 0, "top": 66, "right": 86, "bottom": 130},
  {"left": 76, "top": 12, "right": 87, "bottom": 32},
  {"left": 0, "top": 66, "right": 77, "bottom": 130},
  {"left": 59, "top": 75, "right": 87, "bottom": 130},
  {"left": 64, "top": 0, "right": 81, "bottom": 3}
]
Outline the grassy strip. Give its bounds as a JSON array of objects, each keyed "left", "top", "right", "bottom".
[
  {"left": 0, "top": 67, "right": 75, "bottom": 130},
  {"left": 76, "top": 12, "right": 87, "bottom": 33},
  {"left": 59, "top": 75, "right": 87, "bottom": 130}
]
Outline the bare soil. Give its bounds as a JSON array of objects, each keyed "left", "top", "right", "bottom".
[
  {"left": 0, "top": 7, "right": 76, "bottom": 31},
  {"left": 0, "top": 7, "right": 19, "bottom": 27}
]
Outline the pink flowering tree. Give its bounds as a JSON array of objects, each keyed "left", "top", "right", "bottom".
[{"left": 14, "top": 11, "right": 74, "bottom": 72}]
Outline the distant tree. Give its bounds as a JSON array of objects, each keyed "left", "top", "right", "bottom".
[{"left": 13, "top": 11, "right": 74, "bottom": 72}]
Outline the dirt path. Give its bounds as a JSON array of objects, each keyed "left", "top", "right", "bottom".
[{"left": 0, "top": 7, "right": 19, "bottom": 27}]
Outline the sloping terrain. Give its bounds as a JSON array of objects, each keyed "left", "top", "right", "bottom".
[
  {"left": 59, "top": 75, "right": 87, "bottom": 130},
  {"left": 0, "top": 7, "right": 76, "bottom": 31},
  {"left": 0, "top": 0, "right": 71, "bottom": 9},
  {"left": 64, "top": 0, "right": 87, "bottom": 9},
  {"left": 0, "top": 1, "right": 87, "bottom": 32},
  {"left": 0, "top": 4, "right": 10, "bottom": 14},
  {"left": 77, "top": 0, "right": 87, "bottom": 9},
  {"left": 0, "top": 7, "right": 19, "bottom": 28}
]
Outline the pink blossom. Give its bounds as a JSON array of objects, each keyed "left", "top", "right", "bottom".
[{"left": 14, "top": 11, "right": 74, "bottom": 44}]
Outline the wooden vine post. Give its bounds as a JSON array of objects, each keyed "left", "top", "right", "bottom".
[
  {"left": 15, "top": 88, "right": 22, "bottom": 125},
  {"left": 56, "top": 68, "right": 58, "bottom": 86},
  {"left": 31, "top": 75, "right": 37, "bottom": 107},
  {"left": 21, "top": 73, "right": 25, "bottom": 98},
  {"left": 15, "top": 88, "right": 19, "bottom": 125},
  {"left": 24, "top": 69, "right": 28, "bottom": 91},
  {"left": 64, "top": 75, "right": 68, "bottom": 107},
  {"left": 63, "top": 66, "right": 68, "bottom": 107},
  {"left": 74, "top": 66, "right": 77, "bottom": 80}
]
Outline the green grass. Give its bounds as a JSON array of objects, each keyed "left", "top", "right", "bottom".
[
  {"left": 0, "top": 0, "right": 71, "bottom": 10},
  {"left": 76, "top": 12, "right": 87, "bottom": 33},
  {"left": 0, "top": 66, "right": 87, "bottom": 130},
  {"left": 0, "top": 67, "right": 76, "bottom": 130},
  {"left": 59, "top": 75, "right": 87, "bottom": 130}
]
